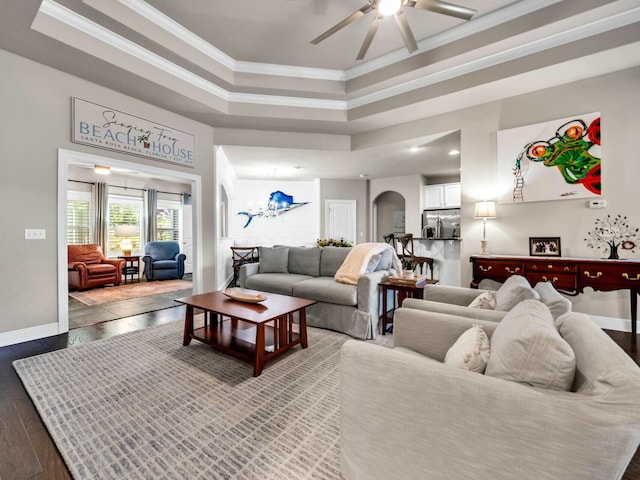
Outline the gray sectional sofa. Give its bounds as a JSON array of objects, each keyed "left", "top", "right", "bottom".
[{"left": 239, "top": 246, "right": 397, "bottom": 339}]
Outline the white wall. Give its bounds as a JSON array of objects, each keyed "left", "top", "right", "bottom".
[
  {"left": 230, "top": 179, "right": 320, "bottom": 247},
  {"left": 0, "top": 48, "right": 216, "bottom": 341}
]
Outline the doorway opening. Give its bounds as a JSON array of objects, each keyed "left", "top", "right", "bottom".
[
  {"left": 57, "top": 149, "right": 203, "bottom": 334},
  {"left": 373, "top": 191, "right": 406, "bottom": 242}
]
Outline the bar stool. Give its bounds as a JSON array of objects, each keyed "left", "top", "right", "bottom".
[
  {"left": 395, "top": 233, "right": 434, "bottom": 279},
  {"left": 230, "top": 246, "right": 259, "bottom": 287}
]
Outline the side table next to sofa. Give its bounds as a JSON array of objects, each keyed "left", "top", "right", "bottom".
[{"left": 379, "top": 275, "right": 437, "bottom": 335}]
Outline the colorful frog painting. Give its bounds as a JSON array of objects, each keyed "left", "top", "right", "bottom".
[{"left": 512, "top": 116, "right": 601, "bottom": 201}]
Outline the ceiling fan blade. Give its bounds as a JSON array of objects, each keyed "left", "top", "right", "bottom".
[
  {"left": 411, "top": 0, "right": 476, "bottom": 20},
  {"left": 356, "top": 13, "right": 383, "bottom": 60},
  {"left": 394, "top": 9, "right": 418, "bottom": 54},
  {"left": 310, "top": 3, "right": 375, "bottom": 44}
]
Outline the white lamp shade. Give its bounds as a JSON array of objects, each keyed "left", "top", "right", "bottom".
[
  {"left": 119, "top": 238, "right": 133, "bottom": 250},
  {"left": 474, "top": 201, "right": 497, "bottom": 219},
  {"left": 114, "top": 224, "right": 139, "bottom": 237}
]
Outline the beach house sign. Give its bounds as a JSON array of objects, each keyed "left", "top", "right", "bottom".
[{"left": 72, "top": 98, "right": 195, "bottom": 167}]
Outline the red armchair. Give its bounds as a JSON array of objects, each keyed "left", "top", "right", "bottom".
[{"left": 68, "top": 244, "right": 124, "bottom": 290}]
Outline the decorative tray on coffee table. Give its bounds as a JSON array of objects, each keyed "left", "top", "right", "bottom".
[{"left": 222, "top": 288, "right": 267, "bottom": 303}]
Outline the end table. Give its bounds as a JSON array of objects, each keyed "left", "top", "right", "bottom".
[
  {"left": 118, "top": 255, "right": 141, "bottom": 284},
  {"left": 379, "top": 275, "right": 438, "bottom": 335}
]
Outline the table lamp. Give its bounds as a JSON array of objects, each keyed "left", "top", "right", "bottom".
[
  {"left": 474, "top": 201, "right": 497, "bottom": 255},
  {"left": 114, "top": 224, "right": 138, "bottom": 256}
]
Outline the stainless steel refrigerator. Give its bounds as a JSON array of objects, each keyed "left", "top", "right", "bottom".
[{"left": 422, "top": 208, "right": 461, "bottom": 239}]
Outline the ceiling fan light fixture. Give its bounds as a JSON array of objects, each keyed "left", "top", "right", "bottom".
[{"left": 378, "top": 0, "right": 402, "bottom": 16}]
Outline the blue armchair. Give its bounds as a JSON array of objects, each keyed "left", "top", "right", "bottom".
[{"left": 142, "top": 241, "right": 186, "bottom": 281}]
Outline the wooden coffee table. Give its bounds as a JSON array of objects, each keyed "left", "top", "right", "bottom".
[{"left": 175, "top": 289, "right": 316, "bottom": 376}]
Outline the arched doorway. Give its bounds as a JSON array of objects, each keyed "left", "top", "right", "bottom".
[{"left": 373, "top": 191, "right": 406, "bottom": 242}]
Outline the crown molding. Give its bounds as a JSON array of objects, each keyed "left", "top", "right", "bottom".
[
  {"left": 88, "top": 0, "right": 557, "bottom": 82},
  {"left": 36, "top": 0, "right": 640, "bottom": 116},
  {"left": 344, "top": 0, "right": 561, "bottom": 80},
  {"left": 347, "top": 5, "right": 640, "bottom": 108}
]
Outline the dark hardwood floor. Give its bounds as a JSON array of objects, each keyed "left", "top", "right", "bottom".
[{"left": 0, "top": 312, "right": 638, "bottom": 479}]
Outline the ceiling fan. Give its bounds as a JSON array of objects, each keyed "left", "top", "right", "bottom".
[{"left": 310, "top": 0, "right": 476, "bottom": 60}]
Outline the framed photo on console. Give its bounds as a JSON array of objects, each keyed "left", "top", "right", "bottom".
[{"left": 529, "top": 237, "right": 561, "bottom": 257}]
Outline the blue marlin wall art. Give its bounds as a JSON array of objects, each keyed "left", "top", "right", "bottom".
[{"left": 237, "top": 190, "right": 310, "bottom": 228}]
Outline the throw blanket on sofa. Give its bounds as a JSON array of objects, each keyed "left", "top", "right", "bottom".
[{"left": 335, "top": 243, "right": 402, "bottom": 285}]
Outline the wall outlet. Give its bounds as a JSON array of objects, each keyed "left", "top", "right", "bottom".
[
  {"left": 25, "top": 228, "right": 46, "bottom": 240},
  {"left": 589, "top": 199, "right": 606, "bottom": 209}
]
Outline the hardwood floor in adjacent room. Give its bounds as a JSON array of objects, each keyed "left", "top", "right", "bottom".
[{"left": 0, "top": 312, "right": 638, "bottom": 479}]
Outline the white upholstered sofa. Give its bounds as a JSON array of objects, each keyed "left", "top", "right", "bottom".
[
  {"left": 406, "top": 275, "right": 572, "bottom": 321},
  {"left": 340, "top": 302, "right": 640, "bottom": 479}
]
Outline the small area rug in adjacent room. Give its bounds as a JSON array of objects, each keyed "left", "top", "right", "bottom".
[
  {"left": 13, "top": 321, "right": 348, "bottom": 479},
  {"left": 69, "top": 279, "right": 193, "bottom": 306}
]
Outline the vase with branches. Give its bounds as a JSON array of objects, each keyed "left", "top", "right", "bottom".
[{"left": 584, "top": 214, "right": 640, "bottom": 259}]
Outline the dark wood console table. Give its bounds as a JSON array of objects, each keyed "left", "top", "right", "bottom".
[{"left": 470, "top": 254, "right": 640, "bottom": 335}]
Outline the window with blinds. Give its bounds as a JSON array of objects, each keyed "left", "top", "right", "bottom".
[
  {"left": 157, "top": 199, "right": 181, "bottom": 242},
  {"left": 67, "top": 200, "right": 91, "bottom": 244},
  {"left": 67, "top": 191, "right": 91, "bottom": 245}
]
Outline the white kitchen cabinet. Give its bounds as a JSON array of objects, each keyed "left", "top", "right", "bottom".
[{"left": 424, "top": 183, "right": 461, "bottom": 209}]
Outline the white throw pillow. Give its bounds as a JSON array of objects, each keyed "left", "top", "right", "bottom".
[
  {"left": 485, "top": 299, "right": 576, "bottom": 391},
  {"left": 468, "top": 291, "right": 497, "bottom": 310},
  {"left": 494, "top": 275, "right": 539, "bottom": 311},
  {"left": 444, "top": 325, "right": 491, "bottom": 373}
]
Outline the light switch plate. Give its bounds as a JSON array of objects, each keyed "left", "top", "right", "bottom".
[
  {"left": 25, "top": 228, "right": 46, "bottom": 240},
  {"left": 589, "top": 199, "right": 606, "bottom": 209}
]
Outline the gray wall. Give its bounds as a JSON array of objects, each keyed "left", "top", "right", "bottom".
[
  {"left": 460, "top": 67, "right": 639, "bottom": 320},
  {"left": 370, "top": 174, "right": 424, "bottom": 238},
  {"left": 354, "top": 66, "right": 640, "bottom": 324},
  {"left": 2, "top": 44, "right": 639, "bottom": 338},
  {"left": 0, "top": 48, "right": 216, "bottom": 336},
  {"left": 319, "top": 179, "right": 368, "bottom": 243}
]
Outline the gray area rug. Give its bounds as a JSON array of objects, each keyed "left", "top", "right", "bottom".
[{"left": 14, "top": 321, "right": 382, "bottom": 479}]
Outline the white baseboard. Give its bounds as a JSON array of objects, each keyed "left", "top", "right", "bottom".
[
  {"left": 589, "top": 314, "right": 633, "bottom": 332},
  {"left": 0, "top": 322, "right": 61, "bottom": 348}
]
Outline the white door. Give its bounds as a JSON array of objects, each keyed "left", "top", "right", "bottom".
[
  {"left": 325, "top": 200, "right": 356, "bottom": 243},
  {"left": 182, "top": 204, "right": 193, "bottom": 274}
]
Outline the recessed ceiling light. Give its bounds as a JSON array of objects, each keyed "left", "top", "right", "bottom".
[
  {"left": 359, "top": 174, "right": 369, "bottom": 178},
  {"left": 410, "top": 146, "right": 420, "bottom": 153},
  {"left": 94, "top": 165, "right": 110, "bottom": 175},
  {"left": 449, "top": 149, "right": 460, "bottom": 156}
]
